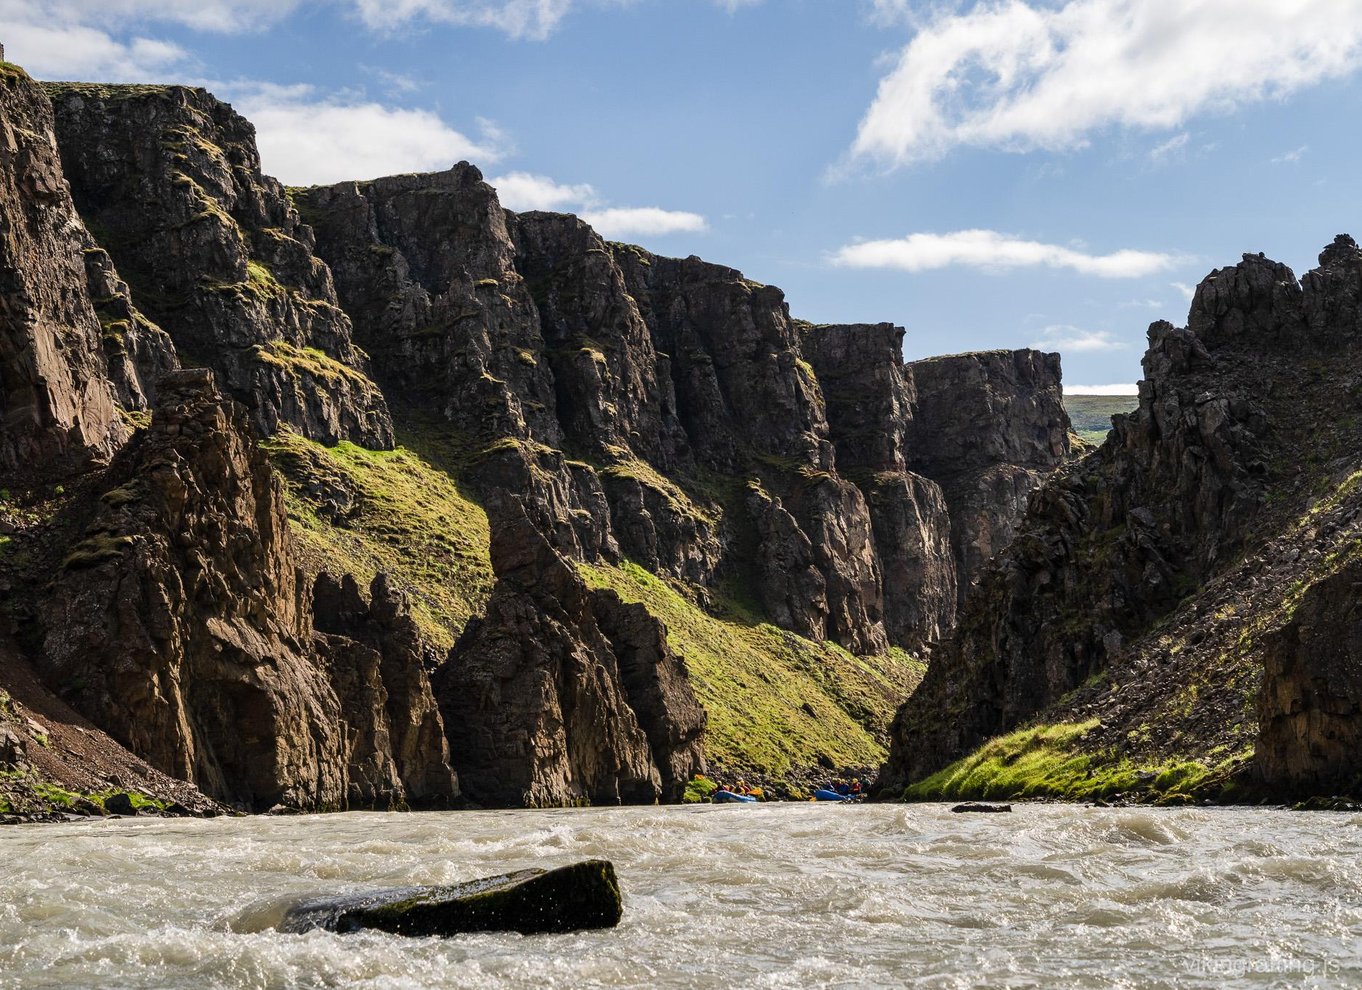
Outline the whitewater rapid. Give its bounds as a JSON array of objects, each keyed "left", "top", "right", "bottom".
[{"left": 2, "top": 804, "right": 1360, "bottom": 988}]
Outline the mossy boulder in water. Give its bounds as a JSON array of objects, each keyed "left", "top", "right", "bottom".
[{"left": 274, "top": 860, "right": 622, "bottom": 937}]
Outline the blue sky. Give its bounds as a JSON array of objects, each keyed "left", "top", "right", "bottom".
[{"left": 7, "top": 0, "right": 1362, "bottom": 389}]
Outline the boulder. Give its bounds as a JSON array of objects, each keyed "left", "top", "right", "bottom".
[{"left": 268, "top": 860, "right": 622, "bottom": 937}]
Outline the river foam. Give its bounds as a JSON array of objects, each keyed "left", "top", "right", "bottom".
[{"left": 2, "top": 805, "right": 1360, "bottom": 988}]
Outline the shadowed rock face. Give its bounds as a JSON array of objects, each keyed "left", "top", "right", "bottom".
[
  {"left": 800, "top": 323, "right": 958, "bottom": 647},
  {"left": 1257, "top": 559, "right": 1362, "bottom": 798},
  {"left": 0, "top": 69, "right": 128, "bottom": 476},
  {"left": 38, "top": 371, "right": 459, "bottom": 811},
  {"left": 881, "top": 244, "right": 1360, "bottom": 792},
  {"left": 905, "top": 349, "right": 1072, "bottom": 605},
  {"left": 44, "top": 84, "right": 393, "bottom": 449},
  {"left": 434, "top": 496, "right": 705, "bottom": 808},
  {"left": 41, "top": 369, "right": 349, "bottom": 810},
  {"left": 312, "top": 572, "right": 459, "bottom": 808}
]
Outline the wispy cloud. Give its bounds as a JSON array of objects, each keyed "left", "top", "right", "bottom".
[
  {"left": 580, "top": 207, "right": 708, "bottom": 238},
  {"left": 1271, "top": 144, "right": 1309, "bottom": 164},
  {"left": 1148, "top": 131, "right": 1189, "bottom": 163},
  {"left": 232, "top": 83, "right": 503, "bottom": 186},
  {"left": 492, "top": 171, "right": 600, "bottom": 211},
  {"left": 831, "top": 229, "right": 1179, "bottom": 278},
  {"left": 1032, "top": 325, "right": 1129, "bottom": 352},
  {"left": 848, "top": 0, "right": 1362, "bottom": 167},
  {"left": 490, "top": 173, "right": 707, "bottom": 239},
  {"left": 1171, "top": 281, "right": 1197, "bottom": 301}
]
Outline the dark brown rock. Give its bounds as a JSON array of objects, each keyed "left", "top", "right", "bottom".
[
  {"left": 435, "top": 495, "right": 659, "bottom": 807},
  {"left": 592, "top": 589, "right": 707, "bottom": 802},
  {"left": 1257, "top": 560, "right": 1362, "bottom": 798},
  {"left": 0, "top": 68, "right": 126, "bottom": 476},
  {"left": 800, "top": 323, "right": 957, "bottom": 646},
  {"left": 45, "top": 84, "right": 393, "bottom": 449},
  {"left": 434, "top": 495, "right": 705, "bottom": 807},
  {"left": 41, "top": 369, "right": 348, "bottom": 810},
  {"left": 882, "top": 250, "right": 1301, "bottom": 791},
  {"left": 905, "top": 349, "right": 1072, "bottom": 604},
  {"left": 312, "top": 572, "right": 459, "bottom": 806}
]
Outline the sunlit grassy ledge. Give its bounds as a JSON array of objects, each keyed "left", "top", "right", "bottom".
[{"left": 902, "top": 720, "right": 1251, "bottom": 804}]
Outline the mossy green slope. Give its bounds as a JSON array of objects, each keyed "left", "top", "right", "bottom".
[
  {"left": 581, "top": 561, "right": 924, "bottom": 778},
  {"left": 903, "top": 720, "right": 1250, "bottom": 804},
  {"left": 266, "top": 426, "right": 922, "bottom": 782},
  {"left": 264, "top": 428, "right": 493, "bottom": 651}
]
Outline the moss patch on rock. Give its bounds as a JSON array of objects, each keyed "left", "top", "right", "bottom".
[
  {"left": 265, "top": 429, "right": 494, "bottom": 650},
  {"left": 580, "top": 560, "right": 922, "bottom": 778},
  {"left": 903, "top": 720, "right": 1250, "bottom": 803}
]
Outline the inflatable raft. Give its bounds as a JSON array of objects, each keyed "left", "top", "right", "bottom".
[{"left": 712, "top": 790, "right": 757, "bottom": 803}]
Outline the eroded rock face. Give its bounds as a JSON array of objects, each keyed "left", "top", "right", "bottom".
[
  {"left": 616, "top": 250, "right": 832, "bottom": 473},
  {"left": 434, "top": 496, "right": 704, "bottom": 807},
  {"left": 0, "top": 68, "right": 126, "bottom": 475},
  {"left": 45, "top": 84, "right": 392, "bottom": 449},
  {"left": 296, "top": 165, "right": 558, "bottom": 445},
  {"left": 800, "top": 323, "right": 957, "bottom": 646},
  {"left": 41, "top": 370, "right": 348, "bottom": 810},
  {"left": 1257, "top": 555, "right": 1362, "bottom": 798},
  {"left": 882, "top": 251, "right": 1304, "bottom": 789},
  {"left": 512, "top": 212, "right": 686, "bottom": 469},
  {"left": 312, "top": 572, "right": 459, "bottom": 807},
  {"left": 905, "top": 349, "right": 1072, "bottom": 604}
]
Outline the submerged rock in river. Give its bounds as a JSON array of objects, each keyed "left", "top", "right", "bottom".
[{"left": 245, "top": 860, "right": 622, "bottom": 937}]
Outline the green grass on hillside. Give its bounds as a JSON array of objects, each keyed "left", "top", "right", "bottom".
[
  {"left": 264, "top": 429, "right": 493, "bottom": 650},
  {"left": 1064, "top": 394, "right": 1140, "bottom": 446},
  {"left": 903, "top": 720, "right": 1249, "bottom": 803},
  {"left": 581, "top": 560, "right": 924, "bottom": 778}
]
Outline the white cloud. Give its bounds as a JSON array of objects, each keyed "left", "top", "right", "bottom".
[
  {"left": 1171, "top": 281, "right": 1196, "bottom": 301},
  {"left": 488, "top": 174, "right": 706, "bottom": 238},
  {"left": 579, "top": 207, "right": 709, "bottom": 238},
  {"left": 1065, "top": 383, "right": 1139, "bottom": 395},
  {"left": 830, "top": 229, "right": 1178, "bottom": 278},
  {"left": 347, "top": 0, "right": 574, "bottom": 39},
  {"left": 490, "top": 171, "right": 599, "bottom": 211},
  {"left": 1148, "top": 131, "right": 1189, "bottom": 163},
  {"left": 2, "top": 18, "right": 192, "bottom": 81},
  {"left": 1271, "top": 144, "right": 1309, "bottom": 164},
  {"left": 1032, "top": 325, "right": 1128, "bottom": 352},
  {"left": 850, "top": 0, "right": 1362, "bottom": 166},
  {"left": 232, "top": 84, "right": 502, "bottom": 186},
  {"left": 0, "top": 0, "right": 301, "bottom": 35}
]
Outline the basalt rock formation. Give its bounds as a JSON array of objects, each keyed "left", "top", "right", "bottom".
[
  {"left": 884, "top": 239, "right": 1362, "bottom": 800},
  {"left": 41, "top": 369, "right": 348, "bottom": 809},
  {"left": 38, "top": 370, "right": 456, "bottom": 811},
  {"left": 435, "top": 496, "right": 705, "bottom": 807},
  {"left": 800, "top": 323, "right": 957, "bottom": 646},
  {"left": 0, "top": 67, "right": 128, "bottom": 476},
  {"left": 904, "top": 349, "right": 1071, "bottom": 604},
  {"left": 2, "top": 64, "right": 1095, "bottom": 815},
  {"left": 44, "top": 83, "right": 393, "bottom": 449}
]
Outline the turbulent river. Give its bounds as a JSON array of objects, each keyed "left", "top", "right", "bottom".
[{"left": 2, "top": 804, "right": 1361, "bottom": 989}]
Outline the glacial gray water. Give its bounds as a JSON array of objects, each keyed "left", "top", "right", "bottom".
[{"left": 2, "top": 804, "right": 1359, "bottom": 989}]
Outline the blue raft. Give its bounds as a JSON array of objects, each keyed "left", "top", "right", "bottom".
[
  {"left": 712, "top": 790, "right": 757, "bottom": 803},
  {"left": 814, "top": 788, "right": 852, "bottom": 802}
]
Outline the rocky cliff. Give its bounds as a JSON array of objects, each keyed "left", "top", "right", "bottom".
[
  {"left": 2, "top": 65, "right": 1097, "bottom": 817},
  {"left": 0, "top": 66, "right": 129, "bottom": 477},
  {"left": 44, "top": 83, "right": 393, "bottom": 449},
  {"left": 39, "top": 370, "right": 456, "bottom": 810},
  {"left": 884, "top": 238, "right": 1362, "bottom": 802},
  {"left": 904, "top": 349, "right": 1072, "bottom": 604}
]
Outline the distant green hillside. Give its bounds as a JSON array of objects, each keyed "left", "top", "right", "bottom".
[{"left": 1065, "top": 394, "right": 1139, "bottom": 446}]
